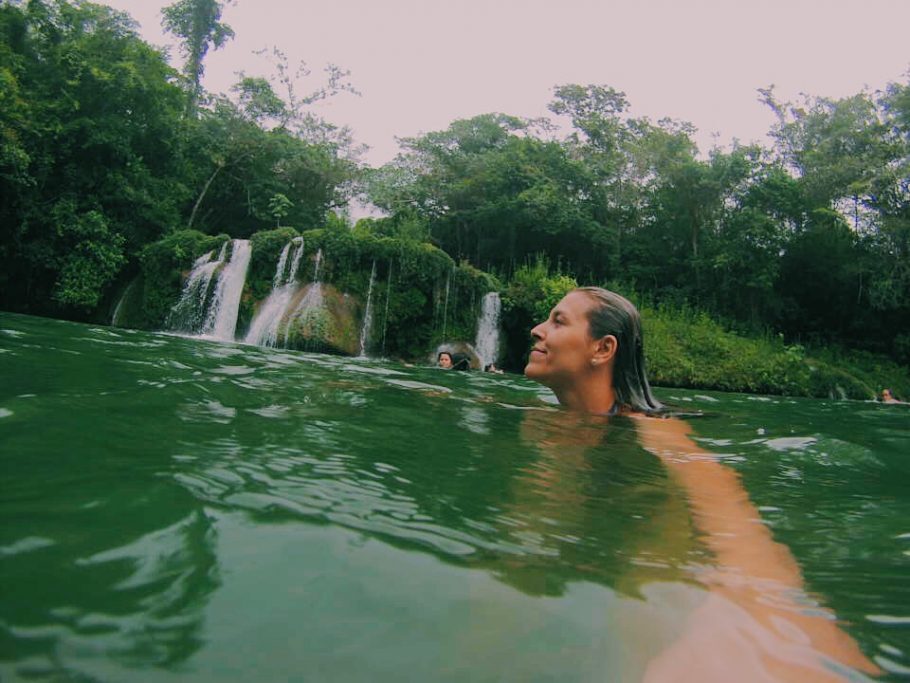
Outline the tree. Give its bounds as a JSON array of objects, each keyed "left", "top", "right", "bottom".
[
  {"left": 368, "top": 114, "right": 604, "bottom": 276},
  {"left": 548, "top": 85, "right": 635, "bottom": 272},
  {"left": 268, "top": 193, "right": 292, "bottom": 227},
  {"left": 180, "top": 53, "right": 361, "bottom": 236},
  {"left": 180, "top": 95, "right": 358, "bottom": 236},
  {"left": 760, "top": 87, "right": 892, "bottom": 222},
  {"left": 161, "top": 0, "right": 234, "bottom": 117},
  {"left": 707, "top": 161, "right": 798, "bottom": 326},
  {"left": 0, "top": 0, "right": 186, "bottom": 316},
  {"left": 759, "top": 82, "right": 910, "bottom": 355},
  {"left": 776, "top": 209, "right": 864, "bottom": 339}
]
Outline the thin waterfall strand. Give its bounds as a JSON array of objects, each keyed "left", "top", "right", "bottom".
[
  {"left": 441, "top": 270, "right": 451, "bottom": 341},
  {"left": 381, "top": 261, "right": 393, "bottom": 355},
  {"left": 474, "top": 292, "right": 502, "bottom": 368},
  {"left": 111, "top": 279, "right": 137, "bottom": 327},
  {"left": 287, "top": 237, "right": 305, "bottom": 286},
  {"left": 358, "top": 260, "right": 377, "bottom": 357},
  {"left": 271, "top": 241, "right": 292, "bottom": 289}
]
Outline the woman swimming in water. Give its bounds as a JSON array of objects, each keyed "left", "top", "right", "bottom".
[
  {"left": 525, "top": 287, "right": 879, "bottom": 682},
  {"left": 526, "top": 287, "right": 661, "bottom": 415}
]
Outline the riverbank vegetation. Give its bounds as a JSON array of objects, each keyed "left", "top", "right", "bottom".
[
  {"left": 496, "top": 260, "right": 910, "bottom": 399},
  {"left": 1, "top": 0, "right": 908, "bottom": 398}
]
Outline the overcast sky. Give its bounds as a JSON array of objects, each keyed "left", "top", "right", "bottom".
[{"left": 106, "top": 0, "right": 910, "bottom": 166}]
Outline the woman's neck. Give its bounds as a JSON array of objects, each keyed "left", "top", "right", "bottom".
[{"left": 552, "top": 372, "right": 616, "bottom": 415}]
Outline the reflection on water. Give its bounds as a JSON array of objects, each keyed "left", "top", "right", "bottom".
[
  {"left": 0, "top": 481, "right": 218, "bottom": 679},
  {"left": 1, "top": 313, "right": 908, "bottom": 681}
]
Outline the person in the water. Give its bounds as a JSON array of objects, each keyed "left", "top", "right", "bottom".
[
  {"left": 526, "top": 287, "right": 660, "bottom": 415},
  {"left": 882, "top": 388, "right": 900, "bottom": 403},
  {"left": 525, "top": 286, "right": 880, "bottom": 682},
  {"left": 437, "top": 351, "right": 453, "bottom": 369}
]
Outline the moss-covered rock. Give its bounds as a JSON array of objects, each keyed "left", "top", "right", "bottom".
[
  {"left": 281, "top": 283, "right": 359, "bottom": 355},
  {"left": 286, "top": 229, "right": 500, "bottom": 359}
]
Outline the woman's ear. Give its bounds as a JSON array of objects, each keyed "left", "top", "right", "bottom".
[{"left": 592, "top": 335, "right": 618, "bottom": 366}]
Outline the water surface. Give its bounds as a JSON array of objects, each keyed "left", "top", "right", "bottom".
[{"left": 1, "top": 314, "right": 908, "bottom": 681}]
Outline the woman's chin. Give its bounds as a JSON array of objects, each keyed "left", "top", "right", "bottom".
[{"left": 524, "top": 360, "right": 546, "bottom": 381}]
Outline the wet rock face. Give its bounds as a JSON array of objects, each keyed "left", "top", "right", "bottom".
[{"left": 283, "top": 283, "right": 360, "bottom": 355}]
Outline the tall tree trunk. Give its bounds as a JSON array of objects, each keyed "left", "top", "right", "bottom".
[{"left": 187, "top": 161, "right": 224, "bottom": 229}]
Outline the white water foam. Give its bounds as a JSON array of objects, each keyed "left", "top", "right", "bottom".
[{"left": 201, "top": 239, "right": 252, "bottom": 341}]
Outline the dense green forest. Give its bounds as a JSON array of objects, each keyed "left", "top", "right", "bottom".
[{"left": 2, "top": 0, "right": 909, "bottom": 394}]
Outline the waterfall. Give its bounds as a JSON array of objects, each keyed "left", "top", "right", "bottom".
[
  {"left": 311, "top": 248, "right": 323, "bottom": 282},
  {"left": 284, "top": 248, "right": 324, "bottom": 346},
  {"left": 474, "top": 292, "right": 502, "bottom": 368},
  {"left": 358, "top": 260, "right": 377, "bottom": 357},
  {"left": 244, "top": 237, "right": 305, "bottom": 347},
  {"left": 431, "top": 281, "right": 440, "bottom": 333},
  {"left": 166, "top": 241, "right": 229, "bottom": 332},
  {"left": 381, "top": 261, "right": 393, "bottom": 355},
  {"left": 272, "top": 241, "right": 292, "bottom": 288},
  {"left": 200, "top": 239, "right": 252, "bottom": 341},
  {"left": 441, "top": 270, "right": 451, "bottom": 341},
  {"left": 111, "top": 279, "right": 137, "bottom": 327},
  {"left": 111, "top": 292, "right": 126, "bottom": 327},
  {"left": 287, "top": 237, "right": 305, "bottom": 286}
]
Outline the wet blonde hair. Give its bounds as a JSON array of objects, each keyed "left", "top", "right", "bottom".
[{"left": 575, "top": 287, "right": 663, "bottom": 414}]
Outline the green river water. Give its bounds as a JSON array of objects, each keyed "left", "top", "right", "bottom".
[{"left": 1, "top": 313, "right": 908, "bottom": 681}]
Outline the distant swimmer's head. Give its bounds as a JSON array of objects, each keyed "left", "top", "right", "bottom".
[
  {"left": 525, "top": 287, "right": 662, "bottom": 414},
  {"left": 437, "top": 351, "right": 453, "bottom": 369},
  {"left": 882, "top": 388, "right": 897, "bottom": 403}
]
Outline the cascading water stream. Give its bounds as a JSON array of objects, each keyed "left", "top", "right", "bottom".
[
  {"left": 284, "top": 249, "right": 325, "bottom": 346},
  {"left": 381, "top": 261, "right": 393, "bottom": 355},
  {"left": 272, "top": 241, "right": 293, "bottom": 288},
  {"left": 287, "top": 238, "right": 305, "bottom": 286},
  {"left": 358, "top": 260, "right": 377, "bottom": 357},
  {"left": 432, "top": 282, "right": 440, "bottom": 333},
  {"left": 201, "top": 239, "right": 252, "bottom": 341},
  {"left": 167, "top": 242, "right": 229, "bottom": 332},
  {"left": 244, "top": 237, "right": 304, "bottom": 347},
  {"left": 441, "top": 270, "right": 451, "bottom": 341},
  {"left": 111, "top": 279, "right": 137, "bottom": 327},
  {"left": 474, "top": 292, "right": 502, "bottom": 368}
]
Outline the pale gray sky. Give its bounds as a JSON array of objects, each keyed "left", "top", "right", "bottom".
[{"left": 107, "top": 0, "right": 910, "bottom": 166}]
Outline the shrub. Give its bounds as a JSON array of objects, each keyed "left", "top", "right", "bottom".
[{"left": 500, "top": 257, "right": 578, "bottom": 370}]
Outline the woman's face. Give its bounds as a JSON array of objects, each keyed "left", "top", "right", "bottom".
[
  {"left": 438, "top": 352, "right": 453, "bottom": 369},
  {"left": 525, "top": 291, "right": 598, "bottom": 389}
]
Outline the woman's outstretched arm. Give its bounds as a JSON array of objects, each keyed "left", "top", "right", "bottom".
[{"left": 632, "top": 415, "right": 880, "bottom": 682}]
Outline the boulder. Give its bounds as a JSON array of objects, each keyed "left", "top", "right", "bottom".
[{"left": 283, "top": 283, "right": 360, "bottom": 355}]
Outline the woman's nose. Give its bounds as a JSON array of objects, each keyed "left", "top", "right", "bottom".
[{"left": 530, "top": 322, "right": 545, "bottom": 340}]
